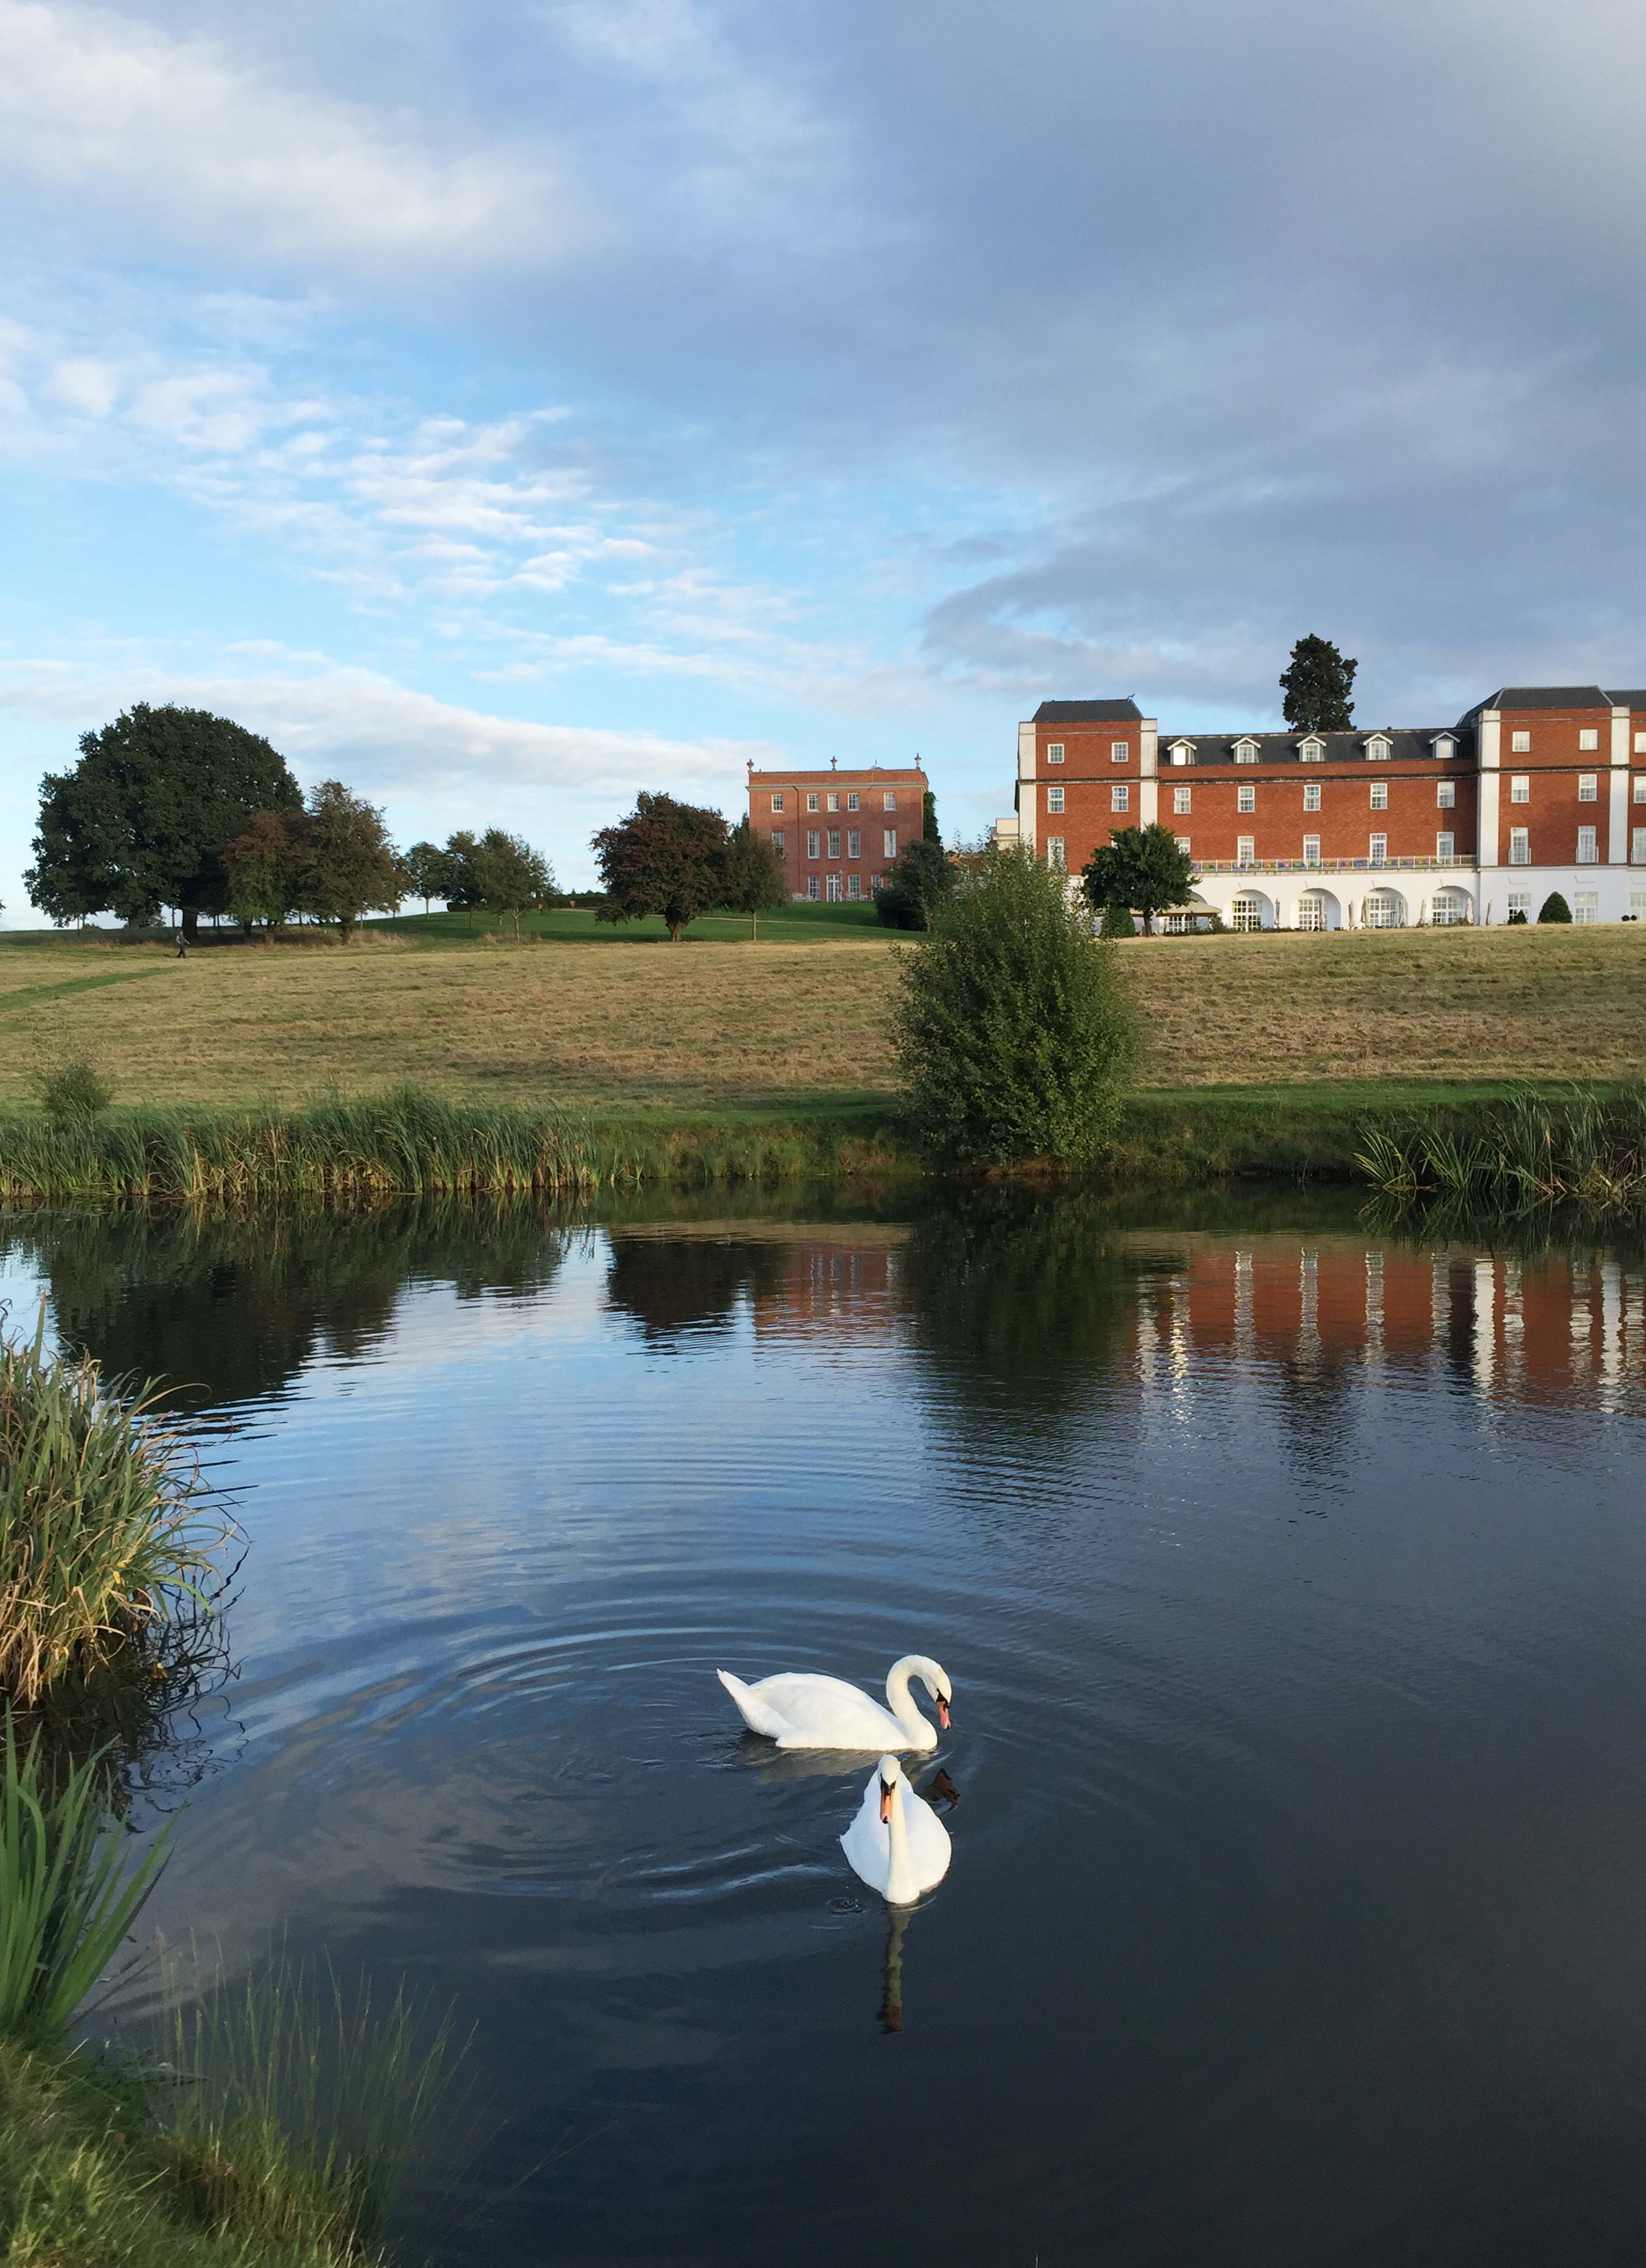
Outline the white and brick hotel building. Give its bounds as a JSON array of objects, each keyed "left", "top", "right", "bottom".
[{"left": 994, "top": 687, "right": 1646, "bottom": 927}]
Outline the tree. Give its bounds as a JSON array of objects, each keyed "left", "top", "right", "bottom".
[
  {"left": 877, "top": 836, "right": 957, "bottom": 931},
  {"left": 26, "top": 703, "right": 301, "bottom": 938},
  {"left": 1101, "top": 901, "right": 1136, "bottom": 937},
  {"left": 718, "top": 819, "right": 788, "bottom": 940},
  {"left": 403, "top": 841, "right": 448, "bottom": 915},
  {"left": 892, "top": 845, "right": 1141, "bottom": 1166},
  {"left": 1537, "top": 891, "right": 1572, "bottom": 924},
  {"left": 470, "top": 828, "right": 557, "bottom": 940},
  {"left": 1080, "top": 824, "right": 1196, "bottom": 935},
  {"left": 438, "top": 831, "right": 485, "bottom": 930},
  {"left": 1280, "top": 635, "right": 1357, "bottom": 732},
  {"left": 290, "top": 781, "right": 402, "bottom": 941},
  {"left": 591, "top": 793, "right": 729, "bottom": 942},
  {"left": 923, "top": 790, "right": 941, "bottom": 846},
  {"left": 223, "top": 810, "right": 298, "bottom": 930}
]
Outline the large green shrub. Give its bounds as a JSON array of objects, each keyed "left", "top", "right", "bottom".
[
  {"left": 891, "top": 846, "right": 1142, "bottom": 1166},
  {"left": 1537, "top": 892, "right": 1572, "bottom": 924}
]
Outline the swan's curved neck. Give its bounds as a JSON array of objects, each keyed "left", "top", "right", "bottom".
[
  {"left": 885, "top": 1658, "right": 929, "bottom": 1741},
  {"left": 884, "top": 1782, "right": 918, "bottom": 1905}
]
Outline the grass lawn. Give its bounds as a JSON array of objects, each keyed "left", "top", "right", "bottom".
[{"left": 0, "top": 918, "right": 1640, "bottom": 1115}]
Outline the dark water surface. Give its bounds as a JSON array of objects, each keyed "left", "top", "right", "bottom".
[{"left": 5, "top": 1193, "right": 1646, "bottom": 2268}]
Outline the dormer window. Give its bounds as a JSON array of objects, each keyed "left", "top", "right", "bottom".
[
  {"left": 1365, "top": 735, "right": 1392, "bottom": 761},
  {"left": 1169, "top": 740, "right": 1197, "bottom": 766},
  {"left": 1432, "top": 734, "right": 1456, "bottom": 760},
  {"left": 1233, "top": 739, "right": 1259, "bottom": 763},
  {"left": 1299, "top": 737, "right": 1325, "bottom": 762}
]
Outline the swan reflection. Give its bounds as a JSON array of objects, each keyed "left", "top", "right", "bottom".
[{"left": 879, "top": 1904, "right": 909, "bottom": 2033}]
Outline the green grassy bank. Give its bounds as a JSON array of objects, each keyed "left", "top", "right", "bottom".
[{"left": 4, "top": 1079, "right": 1640, "bottom": 1203}]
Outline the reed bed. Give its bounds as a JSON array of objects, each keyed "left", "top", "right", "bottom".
[
  {"left": 1, "top": 1322, "right": 228, "bottom": 1711},
  {"left": 1355, "top": 1083, "right": 1646, "bottom": 1221},
  {"left": 0, "top": 1083, "right": 909, "bottom": 1204}
]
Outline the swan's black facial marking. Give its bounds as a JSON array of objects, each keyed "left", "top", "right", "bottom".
[
  {"left": 937, "top": 1694, "right": 952, "bottom": 1729},
  {"left": 879, "top": 1776, "right": 896, "bottom": 1824}
]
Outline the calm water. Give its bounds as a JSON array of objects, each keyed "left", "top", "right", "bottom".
[{"left": 5, "top": 1193, "right": 1646, "bottom": 2267}]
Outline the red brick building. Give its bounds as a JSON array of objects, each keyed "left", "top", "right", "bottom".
[
  {"left": 997, "top": 687, "right": 1646, "bottom": 926},
  {"left": 746, "top": 762, "right": 928, "bottom": 902}
]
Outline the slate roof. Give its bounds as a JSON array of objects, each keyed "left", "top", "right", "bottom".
[
  {"left": 1458, "top": 685, "right": 1612, "bottom": 723},
  {"left": 1154, "top": 727, "right": 1472, "bottom": 769},
  {"left": 1033, "top": 700, "right": 1142, "bottom": 724},
  {"left": 1606, "top": 690, "right": 1646, "bottom": 708}
]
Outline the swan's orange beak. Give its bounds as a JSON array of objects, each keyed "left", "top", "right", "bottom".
[
  {"left": 879, "top": 1777, "right": 895, "bottom": 1825},
  {"left": 937, "top": 1695, "right": 951, "bottom": 1730}
]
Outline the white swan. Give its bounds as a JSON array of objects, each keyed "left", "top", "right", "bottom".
[
  {"left": 716, "top": 1654, "right": 952, "bottom": 1752},
  {"left": 840, "top": 1756, "right": 952, "bottom": 1904}
]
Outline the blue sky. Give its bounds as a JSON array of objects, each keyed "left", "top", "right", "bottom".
[{"left": 4, "top": 0, "right": 1644, "bottom": 912}]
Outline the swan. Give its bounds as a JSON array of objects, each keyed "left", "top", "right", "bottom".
[
  {"left": 716, "top": 1654, "right": 952, "bottom": 1752},
  {"left": 840, "top": 1756, "right": 952, "bottom": 1905}
]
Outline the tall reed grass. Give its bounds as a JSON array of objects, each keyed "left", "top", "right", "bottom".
[
  {"left": 1355, "top": 1083, "right": 1646, "bottom": 1221},
  {"left": 1, "top": 1318, "right": 227, "bottom": 1709},
  {"left": 0, "top": 1083, "right": 909, "bottom": 1203}
]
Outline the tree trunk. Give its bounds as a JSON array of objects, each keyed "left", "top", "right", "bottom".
[
  {"left": 182, "top": 906, "right": 200, "bottom": 942},
  {"left": 669, "top": 919, "right": 684, "bottom": 942}
]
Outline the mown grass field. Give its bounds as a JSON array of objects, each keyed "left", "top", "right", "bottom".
[{"left": 0, "top": 916, "right": 1642, "bottom": 1115}]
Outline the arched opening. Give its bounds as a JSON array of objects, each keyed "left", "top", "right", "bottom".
[
  {"left": 1364, "top": 889, "right": 1405, "bottom": 930},
  {"left": 1230, "top": 891, "right": 1270, "bottom": 933},
  {"left": 1430, "top": 888, "right": 1471, "bottom": 926},
  {"left": 1296, "top": 890, "right": 1337, "bottom": 932}
]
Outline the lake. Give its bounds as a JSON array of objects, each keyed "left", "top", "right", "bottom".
[{"left": 4, "top": 1191, "right": 1646, "bottom": 2267}]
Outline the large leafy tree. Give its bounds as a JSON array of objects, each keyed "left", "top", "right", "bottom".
[
  {"left": 877, "top": 836, "right": 956, "bottom": 931},
  {"left": 223, "top": 811, "right": 298, "bottom": 929},
  {"left": 26, "top": 703, "right": 301, "bottom": 937},
  {"left": 718, "top": 819, "right": 788, "bottom": 939},
  {"left": 470, "top": 828, "right": 558, "bottom": 939},
  {"left": 1280, "top": 635, "right": 1357, "bottom": 731},
  {"left": 403, "top": 841, "right": 449, "bottom": 915},
  {"left": 591, "top": 792, "right": 729, "bottom": 942},
  {"left": 1080, "top": 824, "right": 1196, "bottom": 935},
  {"left": 290, "top": 781, "right": 403, "bottom": 940}
]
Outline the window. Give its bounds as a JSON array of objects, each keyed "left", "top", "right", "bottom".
[
  {"left": 825, "top": 873, "right": 842, "bottom": 901},
  {"left": 1170, "top": 742, "right": 1196, "bottom": 765},
  {"left": 806, "top": 829, "right": 820, "bottom": 860},
  {"left": 826, "top": 792, "right": 839, "bottom": 813},
  {"left": 1046, "top": 743, "right": 1065, "bottom": 764},
  {"left": 1234, "top": 746, "right": 1258, "bottom": 764},
  {"left": 1046, "top": 837, "right": 1065, "bottom": 871},
  {"left": 1237, "top": 835, "right": 1255, "bottom": 866},
  {"left": 1510, "top": 828, "right": 1530, "bottom": 864},
  {"left": 1111, "top": 783, "right": 1129, "bottom": 811},
  {"left": 1237, "top": 783, "right": 1255, "bottom": 812},
  {"left": 807, "top": 791, "right": 820, "bottom": 812},
  {"left": 1508, "top": 892, "right": 1531, "bottom": 917},
  {"left": 1635, "top": 733, "right": 1646, "bottom": 754},
  {"left": 1174, "top": 785, "right": 1193, "bottom": 814},
  {"left": 1511, "top": 730, "right": 1531, "bottom": 753},
  {"left": 846, "top": 791, "right": 859, "bottom": 811},
  {"left": 1579, "top": 773, "right": 1598, "bottom": 801},
  {"left": 883, "top": 829, "right": 898, "bottom": 858},
  {"left": 1574, "top": 890, "right": 1599, "bottom": 923},
  {"left": 1174, "top": 835, "right": 1192, "bottom": 853},
  {"left": 1231, "top": 894, "right": 1263, "bottom": 931},
  {"left": 1434, "top": 735, "right": 1456, "bottom": 759},
  {"left": 1634, "top": 829, "right": 1646, "bottom": 864},
  {"left": 770, "top": 792, "right": 785, "bottom": 813},
  {"left": 1365, "top": 890, "right": 1401, "bottom": 928},
  {"left": 1366, "top": 737, "right": 1391, "bottom": 760},
  {"left": 1510, "top": 776, "right": 1530, "bottom": 803},
  {"left": 847, "top": 828, "right": 861, "bottom": 859},
  {"left": 1636, "top": 777, "right": 1646, "bottom": 802},
  {"left": 1047, "top": 785, "right": 1064, "bottom": 813},
  {"left": 1579, "top": 728, "right": 1599, "bottom": 751},
  {"left": 1297, "top": 895, "right": 1327, "bottom": 930},
  {"left": 1370, "top": 781, "right": 1388, "bottom": 810},
  {"left": 1369, "top": 832, "right": 1388, "bottom": 864},
  {"left": 827, "top": 829, "right": 841, "bottom": 858},
  {"left": 846, "top": 874, "right": 862, "bottom": 900},
  {"left": 1432, "top": 892, "right": 1468, "bottom": 926},
  {"left": 1299, "top": 738, "right": 1325, "bottom": 761},
  {"left": 883, "top": 792, "right": 897, "bottom": 811},
  {"left": 1111, "top": 741, "right": 1130, "bottom": 763},
  {"left": 771, "top": 829, "right": 785, "bottom": 853},
  {"left": 1437, "top": 780, "right": 1455, "bottom": 808},
  {"left": 1303, "top": 781, "right": 1321, "bottom": 812},
  {"left": 1577, "top": 826, "right": 1598, "bottom": 863},
  {"left": 1634, "top": 892, "right": 1646, "bottom": 916},
  {"left": 807, "top": 875, "right": 820, "bottom": 900},
  {"left": 1436, "top": 831, "right": 1454, "bottom": 863},
  {"left": 1303, "top": 834, "right": 1321, "bottom": 866}
]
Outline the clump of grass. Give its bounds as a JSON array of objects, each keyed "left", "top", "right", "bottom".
[
  {"left": 0, "top": 1718, "right": 172, "bottom": 2046},
  {"left": 1356, "top": 1082, "right": 1646, "bottom": 1220},
  {"left": 37, "top": 1057, "right": 113, "bottom": 1121},
  {"left": 1, "top": 1316, "right": 228, "bottom": 1709},
  {"left": 157, "top": 1951, "right": 464, "bottom": 2258}
]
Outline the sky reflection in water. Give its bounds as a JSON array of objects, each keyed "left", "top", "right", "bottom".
[{"left": 3, "top": 1195, "right": 1645, "bottom": 2268}]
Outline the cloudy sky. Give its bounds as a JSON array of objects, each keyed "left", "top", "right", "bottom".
[{"left": 3, "top": 0, "right": 1642, "bottom": 913}]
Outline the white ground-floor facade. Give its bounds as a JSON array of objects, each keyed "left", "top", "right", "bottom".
[{"left": 1174, "top": 865, "right": 1646, "bottom": 931}]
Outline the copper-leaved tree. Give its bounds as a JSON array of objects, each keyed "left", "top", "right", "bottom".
[{"left": 591, "top": 793, "right": 730, "bottom": 942}]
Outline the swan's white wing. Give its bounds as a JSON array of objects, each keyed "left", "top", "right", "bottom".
[
  {"left": 717, "top": 1669, "right": 794, "bottom": 1741},
  {"left": 744, "top": 1673, "right": 902, "bottom": 1751},
  {"left": 897, "top": 1779, "right": 952, "bottom": 1892},
  {"left": 839, "top": 1769, "right": 891, "bottom": 1895}
]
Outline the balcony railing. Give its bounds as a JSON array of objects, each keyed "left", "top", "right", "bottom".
[{"left": 1195, "top": 855, "right": 1464, "bottom": 875}]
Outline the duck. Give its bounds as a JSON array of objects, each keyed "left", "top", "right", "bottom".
[
  {"left": 840, "top": 1756, "right": 952, "bottom": 1905},
  {"left": 716, "top": 1654, "right": 952, "bottom": 1752}
]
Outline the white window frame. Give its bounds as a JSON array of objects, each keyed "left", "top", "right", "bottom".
[
  {"left": 846, "top": 791, "right": 859, "bottom": 811},
  {"left": 1046, "top": 785, "right": 1064, "bottom": 813},
  {"left": 1237, "top": 783, "right": 1256, "bottom": 813},
  {"left": 1433, "top": 735, "right": 1456, "bottom": 759},
  {"left": 1111, "top": 782, "right": 1129, "bottom": 812},
  {"left": 1046, "top": 836, "right": 1065, "bottom": 871},
  {"left": 1634, "top": 828, "right": 1646, "bottom": 864},
  {"left": 1635, "top": 776, "right": 1646, "bottom": 802},
  {"left": 771, "top": 829, "right": 785, "bottom": 853},
  {"left": 806, "top": 875, "right": 820, "bottom": 900},
  {"left": 1236, "top": 835, "right": 1256, "bottom": 866},
  {"left": 1231, "top": 893, "right": 1263, "bottom": 931},
  {"left": 1579, "top": 728, "right": 1599, "bottom": 751},
  {"left": 826, "top": 791, "right": 840, "bottom": 813},
  {"left": 825, "top": 873, "right": 842, "bottom": 902},
  {"left": 1511, "top": 730, "right": 1531, "bottom": 753},
  {"left": 1302, "top": 834, "right": 1321, "bottom": 866},
  {"left": 827, "top": 829, "right": 841, "bottom": 858},
  {"left": 1509, "top": 828, "right": 1530, "bottom": 865},
  {"left": 1510, "top": 776, "right": 1530, "bottom": 803},
  {"left": 883, "top": 792, "right": 898, "bottom": 811},
  {"left": 1169, "top": 742, "right": 1196, "bottom": 765},
  {"left": 847, "top": 828, "right": 861, "bottom": 859},
  {"left": 1508, "top": 892, "right": 1531, "bottom": 916},
  {"left": 1634, "top": 733, "right": 1646, "bottom": 755},
  {"left": 1573, "top": 890, "right": 1599, "bottom": 923},
  {"left": 846, "top": 873, "right": 862, "bottom": 900},
  {"left": 1436, "top": 831, "right": 1454, "bottom": 864},
  {"left": 882, "top": 828, "right": 898, "bottom": 858},
  {"left": 1303, "top": 781, "right": 1321, "bottom": 812},
  {"left": 1174, "top": 835, "right": 1191, "bottom": 853},
  {"left": 770, "top": 792, "right": 785, "bottom": 812},
  {"left": 1578, "top": 774, "right": 1598, "bottom": 801},
  {"left": 806, "top": 829, "right": 820, "bottom": 860},
  {"left": 807, "top": 791, "right": 820, "bottom": 812},
  {"left": 1173, "top": 785, "right": 1192, "bottom": 814},
  {"left": 1437, "top": 780, "right": 1455, "bottom": 808},
  {"left": 1366, "top": 736, "right": 1392, "bottom": 761},
  {"left": 1299, "top": 738, "right": 1325, "bottom": 761},
  {"left": 1577, "top": 826, "right": 1598, "bottom": 864},
  {"left": 1234, "top": 742, "right": 1258, "bottom": 764},
  {"left": 1046, "top": 743, "right": 1065, "bottom": 764},
  {"left": 1370, "top": 781, "right": 1388, "bottom": 810},
  {"left": 1369, "top": 832, "right": 1388, "bottom": 864},
  {"left": 1111, "top": 741, "right": 1130, "bottom": 763}
]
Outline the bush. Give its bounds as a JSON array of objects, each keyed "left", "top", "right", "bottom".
[
  {"left": 876, "top": 838, "right": 956, "bottom": 931},
  {"left": 891, "top": 845, "right": 1142, "bottom": 1167},
  {"left": 1537, "top": 892, "right": 1572, "bottom": 924},
  {"left": 1507, "top": 909, "right": 1529, "bottom": 925},
  {"left": 36, "top": 1060, "right": 112, "bottom": 1122},
  {"left": 1101, "top": 902, "right": 1135, "bottom": 938}
]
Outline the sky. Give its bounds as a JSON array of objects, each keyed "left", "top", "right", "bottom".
[{"left": 4, "top": 0, "right": 1645, "bottom": 915}]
